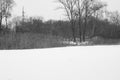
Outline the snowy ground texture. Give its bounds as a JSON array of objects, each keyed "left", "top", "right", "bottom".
[{"left": 0, "top": 46, "right": 120, "bottom": 80}]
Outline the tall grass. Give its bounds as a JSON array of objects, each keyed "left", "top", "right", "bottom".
[{"left": 0, "top": 32, "right": 68, "bottom": 49}]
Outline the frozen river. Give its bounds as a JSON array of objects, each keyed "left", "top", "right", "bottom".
[{"left": 0, "top": 46, "right": 120, "bottom": 80}]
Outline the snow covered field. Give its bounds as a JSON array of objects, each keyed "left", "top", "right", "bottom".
[{"left": 0, "top": 46, "right": 120, "bottom": 80}]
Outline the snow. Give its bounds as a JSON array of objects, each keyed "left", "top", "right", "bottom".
[
  {"left": 62, "top": 41, "right": 91, "bottom": 46},
  {"left": 0, "top": 46, "right": 120, "bottom": 80}
]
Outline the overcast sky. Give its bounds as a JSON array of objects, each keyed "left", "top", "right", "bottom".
[{"left": 12, "top": 0, "right": 120, "bottom": 20}]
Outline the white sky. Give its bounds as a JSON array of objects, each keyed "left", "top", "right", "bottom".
[{"left": 12, "top": 0, "right": 120, "bottom": 20}]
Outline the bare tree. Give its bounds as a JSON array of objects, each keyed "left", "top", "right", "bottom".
[
  {"left": 0, "top": 0, "right": 14, "bottom": 30},
  {"left": 82, "top": 0, "right": 93, "bottom": 42},
  {"left": 90, "top": 0, "right": 107, "bottom": 37},
  {"left": 75, "top": 0, "right": 95, "bottom": 42},
  {"left": 0, "top": 0, "right": 3, "bottom": 30},
  {"left": 79, "top": 0, "right": 106, "bottom": 41},
  {"left": 108, "top": 11, "right": 120, "bottom": 25},
  {"left": 75, "top": 0, "right": 84, "bottom": 42},
  {"left": 57, "top": 0, "right": 77, "bottom": 42}
]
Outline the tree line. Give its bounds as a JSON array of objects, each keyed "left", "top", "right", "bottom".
[{"left": 0, "top": 0, "right": 120, "bottom": 43}]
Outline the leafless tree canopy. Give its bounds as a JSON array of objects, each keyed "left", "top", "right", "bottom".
[
  {"left": 0, "top": 0, "right": 15, "bottom": 28},
  {"left": 57, "top": 0, "right": 107, "bottom": 42}
]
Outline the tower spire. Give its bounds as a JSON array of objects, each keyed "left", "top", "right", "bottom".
[{"left": 22, "top": 6, "right": 25, "bottom": 23}]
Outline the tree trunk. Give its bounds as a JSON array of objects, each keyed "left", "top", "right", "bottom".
[
  {"left": 0, "top": 15, "right": 2, "bottom": 32},
  {"left": 83, "top": 3, "right": 88, "bottom": 42},
  {"left": 71, "top": 20, "right": 76, "bottom": 42},
  {"left": 0, "top": 20, "right": 2, "bottom": 31},
  {"left": 78, "top": 16, "right": 82, "bottom": 42},
  {"left": 83, "top": 13, "right": 88, "bottom": 42},
  {"left": 5, "top": 17, "right": 8, "bottom": 28},
  {"left": 83, "top": 18, "right": 87, "bottom": 42},
  {"left": 91, "top": 12, "right": 97, "bottom": 38},
  {"left": 77, "top": 1, "right": 82, "bottom": 43},
  {"left": 92, "top": 21, "right": 96, "bottom": 37}
]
